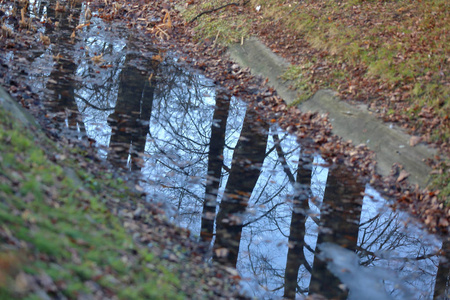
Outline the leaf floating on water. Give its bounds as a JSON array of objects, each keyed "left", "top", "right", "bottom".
[
  {"left": 214, "top": 248, "right": 229, "bottom": 258},
  {"left": 85, "top": 6, "right": 92, "bottom": 21},
  {"left": 91, "top": 54, "right": 104, "bottom": 64},
  {"left": 75, "top": 23, "right": 90, "bottom": 31},
  {"left": 1, "top": 25, "right": 13, "bottom": 38},
  {"left": 134, "top": 184, "right": 144, "bottom": 192},
  {"left": 55, "top": 1, "right": 65, "bottom": 12},
  {"left": 39, "top": 33, "right": 50, "bottom": 46},
  {"left": 223, "top": 267, "right": 240, "bottom": 279},
  {"left": 152, "top": 54, "right": 164, "bottom": 62}
]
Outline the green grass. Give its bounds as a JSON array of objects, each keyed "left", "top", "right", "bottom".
[
  {"left": 183, "top": 0, "right": 252, "bottom": 45},
  {"left": 0, "top": 107, "right": 186, "bottom": 299},
  {"left": 255, "top": 0, "right": 449, "bottom": 140}
]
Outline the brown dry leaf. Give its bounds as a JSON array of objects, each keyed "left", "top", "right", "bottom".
[
  {"left": 91, "top": 54, "right": 104, "bottom": 64},
  {"left": 438, "top": 218, "right": 449, "bottom": 227},
  {"left": 397, "top": 170, "right": 410, "bottom": 182},
  {"left": 85, "top": 6, "right": 92, "bottom": 21},
  {"left": 0, "top": 252, "right": 20, "bottom": 287},
  {"left": 152, "top": 54, "right": 164, "bottom": 62},
  {"left": 75, "top": 23, "right": 90, "bottom": 31},
  {"left": 409, "top": 136, "right": 421, "bottom": 146},
  {"left": 55, "top": 1, "right": 65, "bottom": 12},
  {"left": 39, "top": 33, "right": 50, "bottom": 46}
]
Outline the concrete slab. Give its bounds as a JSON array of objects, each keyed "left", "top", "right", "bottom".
[{"left": 228, "top": 38, "right": 437, "bottom": 188}]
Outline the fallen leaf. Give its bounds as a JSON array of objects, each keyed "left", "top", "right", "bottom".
[
  {"left": 214, "top": 248, "right": 229, "bottom": 258},
  {"left": 409, "top": 136, "right": 421, "bottom": 146},
  {"left": 397, "top": 170, "right": 410, "bottom": 182},
  {"left": 91, "top": 54, "right": 104, "bottom": 64}
]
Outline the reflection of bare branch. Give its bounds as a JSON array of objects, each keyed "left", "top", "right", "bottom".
[
  {"left": 273, "top": 133, "right": 296, "bottom": 183},
  {"left": 270, "top": 285, "right": 285, "bottom": 293},
  {"left": 360, "top": 217, "right": 396, "bottom": 250},
  {"left": 253, "top": 174, "right": 288, "bottom": 206},
  {"left": 165, "top": 118, "right": 209, "bottom": 151},
  {"left": 242, "top": 202, "right": 284, "bottom": 227},
  {"left": 357, "top": 244, "right": 440, "bottom": 267},
  {"left": 222, "top": 163, "right": 231, "bottom": 173},
  {"left": 162, "top": 185, "right": 204, "bottom": 203},
  {"left": 252, "top": 174, "right": 273, "bottom": 205},
  {"left": 359, "top": 213, "right": 382, "bottom": 227},
  {"left": 74, "top": 92, "right": 115, "bottom": 111}
]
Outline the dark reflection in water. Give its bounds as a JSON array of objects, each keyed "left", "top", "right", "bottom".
[
  {"left": 213, "top": 107, "right": 269, "bottom": 267},
  {"left": 282, "top": 147, "right": 313, "bottom": 299},
  {"left": 434, "top": 240, "right": 450, "bottom": 299},
  {"left": 4, "top": 2, "right": 449, "bottom": 299},
  {"left": 309, "top": 165, "right": 364, "bottom": 299},
  {"left": 45, "top": 0, "right": 86, "bottom": 135},
  {"left": 201, "top": 87, "right": 231, "bottom": 241},
  {"left": 107, "top": 47, "right": 159, "bottom": 170}
]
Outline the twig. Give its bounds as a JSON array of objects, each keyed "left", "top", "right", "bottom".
[{"left": 189, "top": 0, "right": 250, "bottom": 24}]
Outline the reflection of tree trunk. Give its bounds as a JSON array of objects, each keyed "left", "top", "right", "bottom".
[
  {"left": 309, "top": 164, "right": 364, "bottom": 299},
  {"left": 45, "top": 0, "right": 85, "bottom": 134},
  {"left": 283, "top": 149, "right": 313, "bottom": 299},
  {"left": 47, "top": 60, "right": 84, "bottom": 132},
  {"left": 213, "top": 109, "right": 268, "bottom": 267},
  {"left": 434, "top": 239, "right": 450, "bottom": 299},
  {"left": 200, "top": 87, "right": 231, "bottom": 242},
  {"left": 107, "top": 52, "right": 158, "bottom": 170}
]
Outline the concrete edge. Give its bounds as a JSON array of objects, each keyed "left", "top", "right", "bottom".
[
  {"left": 227, "top": 38, "right": 437, "bottom": 188},
  {"left": 0, "top": 86, "right": 41, "bottom": 129}
]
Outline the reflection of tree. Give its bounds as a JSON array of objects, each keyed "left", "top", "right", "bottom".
[
  {"left": 213, "top": 109, "right": 268, "bottom": 267},
  {"left": 434, "top": 239, "right": 450, "bottom": 299},
  {"left": 107, "top": 49, "right": 159, "bottom": 170},
  {"left": 279, "top": 144, "right": 313, "bottom": 299},
  {"left": 200, "top": 87, "right": 231, "bottom": 241},
  {"left": 45, "top": 0, "right": 86, "bottom": 134},
  {"left": 309, "top": 164, "right": 364, "bottom": 299}
]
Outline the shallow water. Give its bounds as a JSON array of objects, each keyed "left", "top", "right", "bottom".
[{"left": 2, "top": 1, "right": 449, "bottom": 299}]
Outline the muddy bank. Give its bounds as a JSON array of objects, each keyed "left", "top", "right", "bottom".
[{"left": 228, "top": 37, "right": 437, "bottom": 188}]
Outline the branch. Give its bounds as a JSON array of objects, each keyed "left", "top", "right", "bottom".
[
  {"left": 189, "top": 0, "right": 250, "bottom": 24},
  {"left": 273, "top": 133, "right": 296, "bottom": 184},
  {"left": 74, "top": 93, "right": 115, "bottom": 111}
]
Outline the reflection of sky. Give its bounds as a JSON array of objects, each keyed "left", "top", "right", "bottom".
[
  {"left": 237, "top": 134, "right": 327, "bottom": 298},
  {"left": 235, "top": 132, "right": 441, "bottom": 299},
  {"left": 9, "top": 6, "right": 444, "bottom": 299},
  {"left": 358, "top": 187, "right": 441, "bottom": 299},
  {"left": 141, "top": 84, "right": 247, "bottom": 232},
  {"left": 74, "top": 22, "right": 128, "bottom": 156}
]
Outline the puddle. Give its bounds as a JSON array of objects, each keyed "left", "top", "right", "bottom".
[{"left": 1, "top": 1, "right": 449, "bottom": 299}]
